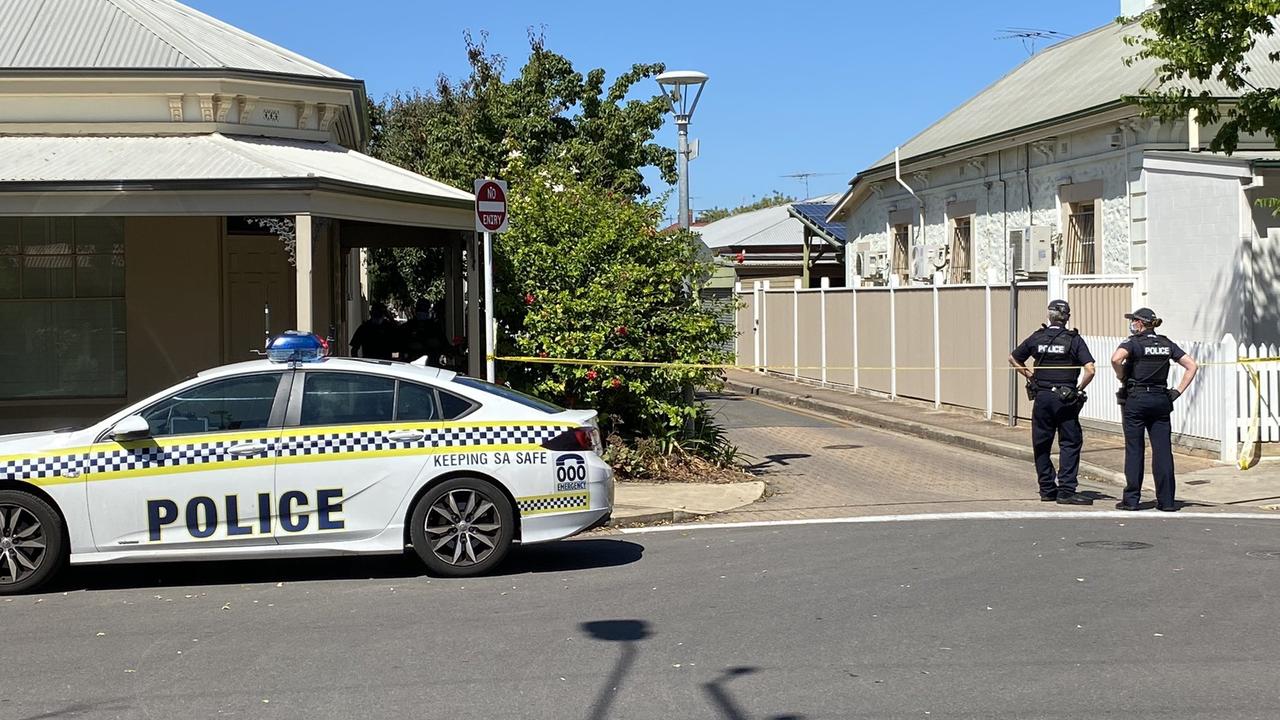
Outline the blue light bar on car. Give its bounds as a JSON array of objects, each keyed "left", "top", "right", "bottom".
[{"left": 267, "top": 331, "right": 327, "bottom": 363}]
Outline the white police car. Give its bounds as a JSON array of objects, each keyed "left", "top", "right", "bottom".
[{"left": 0, "top": 332, "right": 613, "bottom": 593}]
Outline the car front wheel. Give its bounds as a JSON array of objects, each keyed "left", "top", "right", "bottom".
[
  {"left": 409, "top": 478, "right": 514, "bottom": 577},
  {"left": 0, "top": 489, "right": 64, "bottom": 595}
]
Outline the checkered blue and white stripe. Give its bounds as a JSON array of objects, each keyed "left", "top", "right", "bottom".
[
  {"left": 1, "top": 424, "right": 572, "bottom": 482},
  {"left": 518, "top": 493, "right": 590, "bottom": 515}
]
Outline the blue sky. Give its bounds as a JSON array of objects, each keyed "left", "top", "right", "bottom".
[{"left": 188, "top": 0, "right": 1121, "bottom": 221}]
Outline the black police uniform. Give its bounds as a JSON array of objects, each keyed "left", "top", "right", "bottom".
[
  {"left": 1117, "top": 331, "right": 1186, "bottom": 509},
  {"left": 1011, "top": 326, "right": 1094, "bottom": 500}
]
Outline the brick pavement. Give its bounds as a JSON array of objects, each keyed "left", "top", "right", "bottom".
[{"left": 705, "top": 393, "right": 1125, "bottom": 523}]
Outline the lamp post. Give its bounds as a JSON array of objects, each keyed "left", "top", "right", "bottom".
[{"left": 657, "top": 70, "right": 709, "bottom": 229}]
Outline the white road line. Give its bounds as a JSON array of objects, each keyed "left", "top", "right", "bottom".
[{"left": 618, "top": 510, "right": 1280, "bottom": 534}]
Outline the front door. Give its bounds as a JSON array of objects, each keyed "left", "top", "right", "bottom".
[
  {"left": 224, "top": 235, "right": 295, "bottom": 363},
  {"left": 87, "top": 372, "right": 290, "bottom": 551}
]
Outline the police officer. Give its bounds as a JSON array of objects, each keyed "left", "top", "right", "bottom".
[
  {"left": 1009, "top": 300, "right": 1096, "bottom": 505},
  {"left": 349, "top": 302, "right": 398, "bottom": 360},
  {"left": 1110, "top": 308, "right": 1198, "bottom": 511}
]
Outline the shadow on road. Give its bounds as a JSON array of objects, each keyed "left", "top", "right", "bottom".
[
  {"left": 577, "top": 619, "right": 806, "bottom": 720},
  {"left": 746, "top": 453, "right": 810, "bottom": 473},
  {"left": 52, "top": 538, "right": 645, "bottom": 593},
  {"left": 581, "top": 620, "right": 652, "bottom": 720},
  {"left": 704, "top": 666, "right": 805, "bottom": 720}
]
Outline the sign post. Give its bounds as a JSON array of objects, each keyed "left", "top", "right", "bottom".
[{"left": 475, "top": 179, "right": 509, "bottom": 383}]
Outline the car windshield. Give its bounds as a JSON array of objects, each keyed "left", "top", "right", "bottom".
[{"left": 451, "top": 376, "right": 565, "bottom": 414}]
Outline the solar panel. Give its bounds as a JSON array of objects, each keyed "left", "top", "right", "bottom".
[{"left": 789, "top": 203, "right": 846, "bottom": 243}]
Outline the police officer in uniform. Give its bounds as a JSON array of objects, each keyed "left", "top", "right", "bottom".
[
  {"left": 1110, "top": 308, "right": 1198, "bottom": 511},
  {"left": 1009, "top": 300, "right": 1096, "bottom": 505}
]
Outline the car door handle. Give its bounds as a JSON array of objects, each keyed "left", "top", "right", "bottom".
[
  {"left": 227, "top": 443, "right": 269, "bottom": 457},
  {"left": 386, "top": 431, "right": 424, "bottom": 442}
]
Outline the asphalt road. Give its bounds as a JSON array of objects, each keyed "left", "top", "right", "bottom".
[{"left": 5, "top": 514, "right": 1280, "bottom": 720}]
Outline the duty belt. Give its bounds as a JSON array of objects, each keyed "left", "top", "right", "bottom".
[{"left": 1127, "top": 385, "right": 1167, "bottom": 392}]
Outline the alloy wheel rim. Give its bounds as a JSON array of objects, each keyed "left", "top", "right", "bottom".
[
  {"left": 0, "top": 505, "right": 46, "bottom": 585},
  {"left": 424, "top": 489, "right": 502, "bottom": 567}
]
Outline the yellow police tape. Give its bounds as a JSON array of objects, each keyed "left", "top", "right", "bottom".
[{"left": 493, "top": 354, "right": 1280, "bottom": 471}]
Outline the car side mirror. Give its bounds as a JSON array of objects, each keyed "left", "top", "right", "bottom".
[{"left": 110, "top": 414, "right": 151, "bottom": 441}]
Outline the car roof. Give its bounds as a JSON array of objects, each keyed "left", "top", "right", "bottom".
[{"left": 197, "top": 357, "right": 458, "bottom": 383}]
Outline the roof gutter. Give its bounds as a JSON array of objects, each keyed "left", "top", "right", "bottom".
[{"left": 0, "top": 177, "right": 475, "bottom": 210}]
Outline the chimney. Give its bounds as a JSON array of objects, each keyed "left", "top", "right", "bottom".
[{"left": 1121, "top": 0, "right": 1157, "bottom": 15}]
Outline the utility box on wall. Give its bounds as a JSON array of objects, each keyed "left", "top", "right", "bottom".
[{"left": 1009, "top": 225, "right": 1053, "bottom": 275}]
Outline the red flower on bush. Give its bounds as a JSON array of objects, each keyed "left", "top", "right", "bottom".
[
  {"left": 610, "top": 378, "right": 622, "bottom": 388},
  {"left": 615, "top": 325, "right": 628, "bottom": 336},
  {"left": 586, "top": 370, "right": 598, "bottom": 381},
  {"left": 538, "top": 350, "right": 549, "bottom": 358},
  {"left": 524, "top": 292, "right": 535, "bottom": 306},
  {"left": 735, "top": 250, "right": 746, "bottom": 264}
]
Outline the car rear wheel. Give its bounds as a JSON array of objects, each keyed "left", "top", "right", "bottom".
[
  {"left": 409, "top": 478, "right": 514, "bottom": 577},
  {"left": 0, "top": 490, "right": 64, "bottom": 595}
]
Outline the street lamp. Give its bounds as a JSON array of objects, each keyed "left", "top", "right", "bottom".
[{"left": 657, "top": 70, "right": 709, "bottom": 229}]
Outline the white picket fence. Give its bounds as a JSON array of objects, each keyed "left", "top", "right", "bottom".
[
  {"left": 1078, "top": 335, "right": 1238, "bottom": 454},
  {"left": 1238, "top": 343, "right": 1280, "bottom": 445}
]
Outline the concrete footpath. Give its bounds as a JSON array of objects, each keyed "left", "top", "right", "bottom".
[
  {"left": 608, "top": 480, "right": 766, "bottom": 527},
  {"left": 724, "top": 369, "right": 1280, "bottom": 509}
]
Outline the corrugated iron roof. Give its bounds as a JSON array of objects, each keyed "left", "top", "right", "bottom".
[
  {"left": 0, "top": 0, "right": 350, "bottom": 78},
  {"left": 0, "top": 133, "right": 473, "bottom": 202},
  {"left": 867, "top": 18, "right": 1280, "bottom": 171},
  {"left": 697, "top": 194, "right": 842, "bottom": 250}
]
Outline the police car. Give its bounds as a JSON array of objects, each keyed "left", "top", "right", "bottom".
[{"left": 0, "top": 333, "right": 614, "bottom": 594}]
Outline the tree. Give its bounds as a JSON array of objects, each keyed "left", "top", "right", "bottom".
[
  {"left": 495, "top": 160, "right": 734, "bottom": 439},
  {"left": 371, "top": 31, "right": 675, "bottom": 194},
  {"left": 696, "top": 191, "right": 795, "bottom": 224},
  {"left": 1124, "top": 1, "right": 1280, "bottom": 155},
  {"left": 368, "top": 32, "right": 679, "bottom": 307}
]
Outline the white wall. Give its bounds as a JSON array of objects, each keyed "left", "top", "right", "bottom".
[
  {"left": 1144, "top": 158, "right": 1248, "bottom": 343},
  {"left": 845, "top": 123, "right": 1139, "bottom": 284}
]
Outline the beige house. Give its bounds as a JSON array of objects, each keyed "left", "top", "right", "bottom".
[{"left": 0, "top": 0, "right": 482, "bottom": 433}]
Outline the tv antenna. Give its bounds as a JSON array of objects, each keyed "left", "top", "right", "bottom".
[
  {"left": 781, "top": 171, "right": 840, "bottom": 199},
  {"left": 996, "top": 27, "right": 1069, "bottom": 56}
]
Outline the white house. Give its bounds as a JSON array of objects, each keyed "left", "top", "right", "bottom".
[{"left": 828, "top": 0, "right": 1280, "bottom": 345}]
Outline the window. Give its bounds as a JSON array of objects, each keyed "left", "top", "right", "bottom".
[
  {"left": 950, "top": 216, "right": 973, "bottom": 284},
  {"left": 452, "top": 376, "right": 561, "bottom": 414},
  {"left": 1064, "top": 202, "right": 1096, "bottom": 274},
  {"left": 0, "top": 217, "right": 126, "bottom": 399},
  {"left": 140, "top": 374, "right": 281, "bottom": 437},
  {"left": 395, "top": 382, "right": 440, "bottom": 422},
  {"left": 439, "top": 390, "right": 476, "bottom": 419},
  {"left": 891, "top": 224, "right": 910, "bottom": 280},
  {"left": 301, "top": 372, "right": 395, "bottom": 426}
]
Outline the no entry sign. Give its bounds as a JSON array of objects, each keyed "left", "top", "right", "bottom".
[{"left": 474, "top": 179, "right": 509, "bottom": 233}]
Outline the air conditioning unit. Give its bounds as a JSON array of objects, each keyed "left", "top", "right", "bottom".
[
  {"left": 1008, "top": 225, "right": 1053, "bottom": 275},
  {"left": 911, "top": 244, "right": 927, "bottom": 280}
]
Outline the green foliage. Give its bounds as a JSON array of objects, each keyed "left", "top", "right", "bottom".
[
  {"left": 370, "top": 31, "right": 675, "bottom": 193},
  {"left": 696, "top": 191, "right": 796, "bottom": 224},
  {"left": 495, "top": 160, "right": 735, "bottom": 440},
  {"left": 1122, "top": 1, "right": 1280, "bottom": 154},
  {"left": 366, "top": 246, "right": 447, "bottom": 314},
  {"left": 368, "top": 31, "right": 679, "bottom": 312}
]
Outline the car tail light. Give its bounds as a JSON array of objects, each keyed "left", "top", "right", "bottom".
[{"left": 543, "top": 427, "right": 602, "bottom": 453}]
